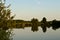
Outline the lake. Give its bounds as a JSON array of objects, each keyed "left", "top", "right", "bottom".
[{"left": 12, "top": 27, "right": 60, "bottom": 40}]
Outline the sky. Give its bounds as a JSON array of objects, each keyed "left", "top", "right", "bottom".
[{"left": 6, "top": 0, "right": 60, "bottom": 21}]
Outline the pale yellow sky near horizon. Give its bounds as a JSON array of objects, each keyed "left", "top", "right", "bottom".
[{"left": 6, "top": 0, "right": 60, "bottom": 21}]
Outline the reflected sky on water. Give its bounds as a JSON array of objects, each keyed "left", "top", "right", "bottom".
[{"left": 12, "top": 27, "right": 60, "bottom": 40}]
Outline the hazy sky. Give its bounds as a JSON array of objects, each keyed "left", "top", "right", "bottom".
[{"left": 6, "top": 0, "right": 60, "bottom": 21}]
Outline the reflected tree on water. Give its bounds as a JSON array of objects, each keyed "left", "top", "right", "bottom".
[
  {"left": 51, "top": 19, "right": 60, "bottom": 30},
  {"left": 31, "top": 18, "right": 39, "bottom": 32},
  {"left": 30, "top": 17, "right": 60, "bottom": 33},
  {"left": 40, "top": 17, "right": 60, "bottom": 32},
  {"left": 41, "top": 17, "right": 47, "bottom": 32}
]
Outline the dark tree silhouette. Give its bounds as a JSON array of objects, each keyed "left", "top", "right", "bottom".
[
  {"left": 42, "top": 17, "right": 47, "bottom": 23},
  {"left": 51, "top": 19, "right": 60, "bottom": 30},
  {"left": 31, "top": 18, "right": 39, "bottom": 32},
  {"left": 41, "top": 17, "right": 47, "bottom": 33}
]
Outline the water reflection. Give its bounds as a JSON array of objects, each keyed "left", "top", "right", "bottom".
[
  {"left": 11, "top": 19, "right": 60, "bottom": 33},
  {"left": 0, "top": 19, "right": 60, "bottom": 40},
  {"left": 30, "top": 18, "right": 60, "bottom": 33}
]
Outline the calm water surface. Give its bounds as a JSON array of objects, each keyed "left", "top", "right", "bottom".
[{"left": 12, "top": 27, "right": 60, "bottom": 40}]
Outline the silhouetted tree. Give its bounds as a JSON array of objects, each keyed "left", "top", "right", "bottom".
[
  {"left": 31, "top": 18, "right": 39, "bottom": 32},
  {"left": 41, "top": 17, "right": 47, "bottom": 33},
  {"left": 42, "top": 17, "right": 47, "bottom": 23},
  {"left": 52, "top": 19, "right": 60, "bottom": 30}
]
